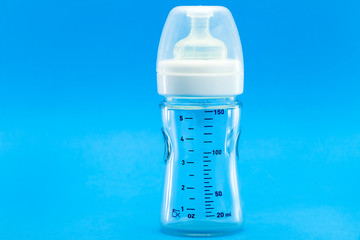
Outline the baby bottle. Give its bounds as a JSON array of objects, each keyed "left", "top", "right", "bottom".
[{"left": 157, "top": 6, "right": 244, "bottom": 236}]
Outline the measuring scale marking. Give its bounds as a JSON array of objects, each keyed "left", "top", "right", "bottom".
[{"left": 163, "top": 106, "right": 241, "bottom": 224}]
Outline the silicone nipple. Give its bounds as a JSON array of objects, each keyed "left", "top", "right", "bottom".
[{"left": 173, "top": 9, "right": 227, "bottom": 60}]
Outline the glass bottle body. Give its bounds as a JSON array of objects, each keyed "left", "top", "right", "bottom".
[{"left": 161, "top": 97, "right": 243, "bottom": 236}]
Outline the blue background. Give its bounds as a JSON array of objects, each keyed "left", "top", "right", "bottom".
[{"left": 0, "top": 0, "right": 359, "bottom": 239}]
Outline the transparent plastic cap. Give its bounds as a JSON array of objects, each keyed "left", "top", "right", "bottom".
[{"left": 157, "top": 6, "right": 244, "bottom": 96}]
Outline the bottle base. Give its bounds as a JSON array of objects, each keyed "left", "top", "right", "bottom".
[{"left": 161, "top": 221, "right": 243, "bottom": 237}]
